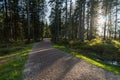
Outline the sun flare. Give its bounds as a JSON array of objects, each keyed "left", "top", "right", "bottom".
[{"left": 97, "top": 16, "right": 105, "bottom": 25}]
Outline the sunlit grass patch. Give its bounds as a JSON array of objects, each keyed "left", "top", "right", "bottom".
[
  {"left": 112, "top": 40, "right": 120, "bottom": 48},
  {"left": 89, "top": 38, "right": 103, "bottom": 46},
  {"left": 54, "top": 44, "right": 120, "bottom": 75},
  {"left": 0, "top": 44, "right": 32, "bottom": 80}
]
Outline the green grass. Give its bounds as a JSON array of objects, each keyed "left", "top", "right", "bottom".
[
  {"left": 54, "top": 44, "right": 120, "bottom": 75},
  {"left": 0, "top": 44, "right": 33, "bottom": 80}
]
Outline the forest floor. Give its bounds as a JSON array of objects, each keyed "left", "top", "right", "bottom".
[{"left": 24, "top": 39, "right": 120, "bottom": 80}]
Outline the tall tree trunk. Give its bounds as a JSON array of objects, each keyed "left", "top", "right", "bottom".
[
  {"left": 69, "top": 0, "right": 73, "bottom": 39},
  {"left": 80, "top": 1, "right": 85, "bottom": 41},
  {"left": 4, "top": 0, "right": 8, "bottom": 19},
  {"left": 103, "top": 1, "right": 107, "bottom": 40},
  {"left": 114, "top": 0, "right": 118, "bottom": 39},
  {"left": 3, "top": 0, "right": 9, "bottom": 42},
  {"left": 90, "top": 0, "right": 94, "bottom": 40},
  {"left": 119, "top": 30, "right": 120, "bottom": 40},
  {"left": 65, "top": 0, "right": 68, "bottom": 39},
  {"left": 108, "top": 9, "right": 112, "bottom": 39},
  {"left": 78, "top": 1, "right": 82, "bottom": 39},
  {"left": 87, "top": 1, "right": 90, "bottom": 40},
  {"left": 27, "top": 0, "right": 31, "bottom": 43}
]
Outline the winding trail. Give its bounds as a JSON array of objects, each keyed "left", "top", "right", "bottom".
[{"left": 24, "top": 39, "right": 120, "bottom": 80}]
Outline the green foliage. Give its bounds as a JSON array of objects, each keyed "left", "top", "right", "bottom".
[
  {"left": 69, "top": 40, "right": 88, "bottom": 49},
  {"left": 0, "top": 47, "right": 24, "bottom": 56},
  {"left": 0, "top": 44, "right": 32, "bottom": 80},
  {"left": 43, "top": 25, "right": 51, "bottom": 38},
  {"left": 55, "top": 38, "right": 69, "bottom": 45},
  {"left": 69, "top": 40, "right": 82, "bottom": 47},
  {"left": 69, "top": 39, "right": 120, "bottom": 61},
  {"left": 57, "top": 38, "right": 120, "bottom": 62},
  {"left": 0, "top": 40, "right": 25, "bottom": 48},
  {"left": 54, "top": 44, "right": 120, "bottom": 75},
  {"left": 0, "top": 41, "right": 26, "bottom": 56}
]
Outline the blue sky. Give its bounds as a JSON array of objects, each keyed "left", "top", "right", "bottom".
[{"left": 0, "top": 2, "right": 3, "bottom": 7}]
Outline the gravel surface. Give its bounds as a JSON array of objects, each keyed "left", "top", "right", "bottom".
[{"left": 24, "top": 39, "right": 120, "bottom": 80}]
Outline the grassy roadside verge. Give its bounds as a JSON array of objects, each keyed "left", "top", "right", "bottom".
[
  {"left": 54, "top": 44, "right": 120, "bottom": 75},
  {"left": 0, "top": 44, "right": 33, "bottom": 80}
]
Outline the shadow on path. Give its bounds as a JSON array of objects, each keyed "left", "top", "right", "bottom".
[{"left": 24, "top": 39, "right": 120, "bottom": 80}]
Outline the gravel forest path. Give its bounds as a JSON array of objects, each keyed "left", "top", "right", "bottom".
[{"left": 24, "top": 39, "right": 120, "bottom": 80}]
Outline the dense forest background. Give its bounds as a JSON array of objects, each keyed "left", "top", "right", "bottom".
[
  {"left": 0, "top": 0, "right": 47, "bottom": 43},
  {"left": 0, "top": 0, "right": 120, "bottom": 42},
  {"left": 49, "top": 0, "right": 120, "bottom": 42}
]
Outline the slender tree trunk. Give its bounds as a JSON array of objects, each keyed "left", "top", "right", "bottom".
[
  {"left": 65, "top": 0, "right": 68, "bottom": 39},
  {"left": 108, "top": 10, "right": 112, "bottom": 39},
  {"left": 27, "top": 0, "right": 31, "bottom": 43},
  {"left": 4, "top": 0, "right": 8, "bottom": 19},
  {"left": 90, "top": 0, "right": 94, "bottom": 40},
  {"left": 80, "top": 1, "right": 85, "bottom": 41},
  {"left": 119, "top": 30, "right": 120, "bottom": 40},
  {"left": 3, "top": 0, "right": 9, "bottom": 42},
  {"left": 87, "top": 2, "right": 90, "bottom": 40},
  {"left": 78, "top": 1, "right": 82, "bottom": 39},
  {"left": 103, "top": 1, "right": 107, "bottom": 40},
  {"left": 69, "top": 0, "right": 72, "bottom": 39},
  {"left": 114, "top": 0, "right": 118, "bottom": 39}
]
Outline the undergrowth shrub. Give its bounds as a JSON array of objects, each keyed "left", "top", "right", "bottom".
[
  {"left": 69, "top": 40, "right": 88, "bottom": 49},
  {"left": 0, "top": 47, "right": 24, "bottom": 56},
  {"left": 57, "top": 38, "right": 69, "bottom": 45},
  {"left": 0, "top": 40, "right": 25, "bottom": 48},
  {"left": 67, "top": 38, "right": 120, "bottom": 62}
]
